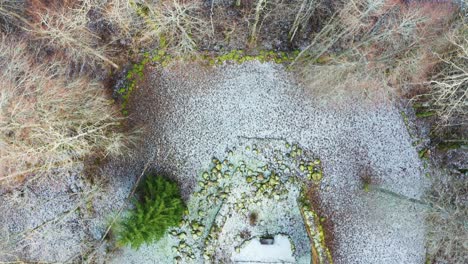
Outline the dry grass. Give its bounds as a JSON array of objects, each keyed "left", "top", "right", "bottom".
[
  {"left": 0, "top": 0, "right": 145, "bottom": 187},
  {"left": 0, "top": 1, "right": 24, "bottom": 32},
  {"left": 134, "top": 0, "right": 210, "bottom": 54},
  {"left": 100, "top": 0, "right": 142, "bottom": 47},
  {"left": 26, "top": 0, "right": 119, "bottom": 69},
  {"left": 0, "top": 36, "right": 128, "bottom": 186},
  {"left": 426, "top": 171, "right": 467, "bottom": 263},
  {"left": 293, "top": 0, "right": 456, "bottom": 101},
  {"left": 427, "top": 22, "right": 467, "bottom": 127}
]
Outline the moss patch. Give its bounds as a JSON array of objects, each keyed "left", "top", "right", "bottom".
[
  {"left": 117, "top": 49, "right": 299, "bottom": 115},
  {"left": 299, "top": 190, "right": 334, "bottom": 264},
  {"left": 166, "top": 141, "right": 330, "bottom": 262}
]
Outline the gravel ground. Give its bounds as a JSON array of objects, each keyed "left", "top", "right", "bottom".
[
  {"left": 110, "top": 60, "right": 429, "bottom": 263},
  {"left": 0, "top": 60, "right": 428, "bottom": 263},
  {"left": 0, "top": 167, "right": 92, "bottom": 262}
]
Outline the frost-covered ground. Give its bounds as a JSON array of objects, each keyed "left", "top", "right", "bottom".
[
  {"left": 232, "top": 234, "right": 296, "bottom": 263},
  {"left": 111, "top": 61, "right": 428, "bottom": 263},
  {"left": 0, "top": 61, "right": 428, "bottom": 263}
]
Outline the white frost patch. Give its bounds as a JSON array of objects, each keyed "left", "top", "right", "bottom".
[{"left": 232, "top": 235, "right": 295, "bottom": 263}]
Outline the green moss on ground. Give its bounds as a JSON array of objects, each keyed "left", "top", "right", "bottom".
[{"left": 116, "top": 49, "right": 300, "bottom": 114}]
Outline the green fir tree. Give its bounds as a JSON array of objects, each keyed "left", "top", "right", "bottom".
[{"left": 118, "top": 174, "right": 185, "bottom": 249}]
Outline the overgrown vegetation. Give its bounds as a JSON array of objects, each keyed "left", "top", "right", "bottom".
[
  {"left": 294, "top": 0, "right": 460, "bottom": 102},
  {"left": 426, "top": 170, "right": 467, "bottom": 263},
  {"left": 0, "top": 0, "right": 140, "bottom": 186},
  {"left": 134, "top": 0, "right": 209, "bottom": 53},
  {"left": 116, "top": 52, "right": 154, "bottom": 115},
  {"left": 295, "top": 0, "right": 465, "bottom": 130},
  {"left": 28, "top": 0, "right": 119, "bottom": 68},
  {"left": 118, "top": 174, "right": 185, "bottom": 249},
  {"left": 0, "top": 36, "right": 127, "bottom": 186},
  {"left": 427, "top": 23, "right": 467, "bottom": 128}
]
